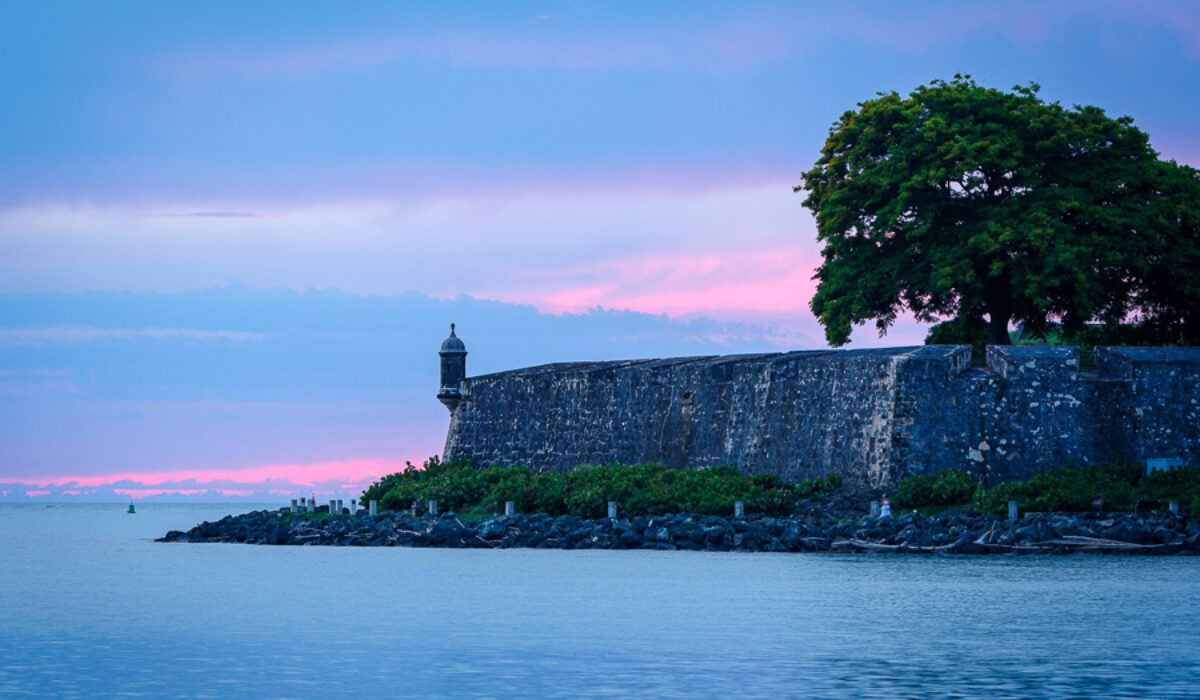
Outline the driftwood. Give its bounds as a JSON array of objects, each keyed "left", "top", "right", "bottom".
[
  {"left": 982, "top": 543, "right": 1052, "bottom": 553},
  {"left": 974, "top": 523, "right": 998, "bottom": 545},
  {"left": 1044, "top": 535, "right": 1180, "bottom": 551},
  {"left": 831, "top": 532, "right": 1182, "bottom": 554},
  {"left": 832, "top": 537, "right": 968, "bottom": 553},
  {"left": 291, "top": 527, "right": 324, "bottom": 541},
  {"left": 832, "top": 539, "right": 899, "bottom": 552}
]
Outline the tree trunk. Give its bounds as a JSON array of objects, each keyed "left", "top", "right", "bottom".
[
  {"left": 986, "top": 312, "right": 1011, "bottom": 345},
  {"left": 984, "top": 276, "right": 1013, "bottom": 346}
]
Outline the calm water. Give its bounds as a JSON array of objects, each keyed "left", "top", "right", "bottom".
[{"left": 1, "top": 504, "right": 1199, "bottom": 699}]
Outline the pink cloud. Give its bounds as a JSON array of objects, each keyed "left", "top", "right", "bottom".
[
  {"left": 539, "top": 284, "right": 622, "bottom": 312},
  {"left": 12, "top": 457, "right": 416, "bottom": 493},
  {"left": 3, "top": 456, "right": 440, "bottom": 501},
  {"left": 496, "top": 245, "right": 822, "bottom": 318}
]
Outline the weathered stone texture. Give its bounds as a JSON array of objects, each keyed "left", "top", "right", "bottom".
[{"left": 442, "top": 345, "right": 1200, "bottom": 486}]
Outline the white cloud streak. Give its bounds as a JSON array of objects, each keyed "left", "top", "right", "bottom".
[{"left": 0, "top": 326, "right": 265, "bottom": 347}]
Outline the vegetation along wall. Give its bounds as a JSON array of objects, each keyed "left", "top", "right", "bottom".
[{"left": 441, "top": 346, "right": 1200, "bottom": 486}]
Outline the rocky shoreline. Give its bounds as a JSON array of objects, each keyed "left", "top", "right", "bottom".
[{"left": 159, "top": 506, "right": 1200, "bottom": 555}]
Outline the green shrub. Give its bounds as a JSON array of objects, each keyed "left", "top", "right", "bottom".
[
  {"left": 931, "top": 470, "right": 978, "bottom": 505},
  {"left": 361, "top": 456, "right": 506, "bottom": 512},
  {"left": 671, "top": 466, "right": 748, "bottom": 515},
  {"left": 794, "top": 474, "right": 841, "bottom": 502},
  {"left": 894, "top": 470, "right": 979, "bottom": 509},
  {"left": 972, "top": 464, "right": 1140, "bottom": 514},
  {"left": 362, "top": 459, "right": 1199, "bottom": 518},
  {"left": 360, "top": 463, "right": 419, "bottom": 506},
  {"left": 361, "top": 460, "right": 824, "bottom": 518},
  {"left": 971, "top": 479, "right": 1036, "bottom": 514},
  {"left": 1135, "top": 468, "right": 1200, "bottom": 505},
  {"left": 894, "top": 473, "right": 936, "bottom": 508}
]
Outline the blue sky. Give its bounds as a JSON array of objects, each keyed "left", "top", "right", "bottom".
[{"left": 2, "top": 1, "right": 1198, "bottom": 500}]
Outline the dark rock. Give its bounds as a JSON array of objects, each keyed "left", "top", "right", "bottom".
[
  {"left": 616, "top": 529, "right": 643, "bottom": 549},
  {"left": 762, "top": 518, "right": 785, "bottom": 537},
  {"left": 703, "top": 526, "right": 729, "bottom": 547},
  {"left": 780, "top": 526, "right": 803, "bottom": 551},
  {"left": 477, "top": 518, "right": 508, "bottom": 540}
]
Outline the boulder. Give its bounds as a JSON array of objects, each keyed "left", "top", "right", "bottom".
[{"left": 477, "top": 518, "right": 509, "bottom": 540}]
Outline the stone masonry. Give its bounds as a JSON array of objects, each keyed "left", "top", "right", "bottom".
[{"left": 441, "top": 344, "right": 1200, "bottom": 487}]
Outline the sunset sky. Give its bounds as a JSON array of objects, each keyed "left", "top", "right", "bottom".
[{"left": 3, "top": 1, "right": 1199, "bottom": 501}]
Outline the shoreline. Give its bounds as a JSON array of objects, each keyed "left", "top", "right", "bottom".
[{"left": 159, "top": 507, "right": 1199, "bottom": 555}]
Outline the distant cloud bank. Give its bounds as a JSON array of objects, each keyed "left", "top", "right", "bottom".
[{"left": 1, "top": 457, "right": 404, "bottom": 503}]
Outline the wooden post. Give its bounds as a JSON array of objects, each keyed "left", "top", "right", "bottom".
[
  {"left": 505, "top": 501, "right": 515, "bottom": 517},
  {"left": 607, "top": 501, "right": 618, "bottom": 519},
  {"left": 1008, "top": 501, "right": 1019, "bottom": 522},
  {"left": 734, "top": 501, "right": 745, "bottom": 518},
  {"left": 429, "top": 500, "right": 439, "bottom": 516},
  {"left": 369, "top": 500, "right": 378, "bottom": 516}
]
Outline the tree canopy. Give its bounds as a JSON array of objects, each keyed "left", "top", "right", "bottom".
[{"left": 798, "top": 75, "right": 1200, "bottom": 347}]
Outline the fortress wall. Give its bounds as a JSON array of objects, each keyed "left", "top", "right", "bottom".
[
  {"left": 690, "top": 349, "right": 903, "bottom": 483},
  {"left": 883, "top": 345, "right": 981, "bottom": 480},
  {"left": 443, "top": 344, "right": 1200, "bottom": 486},
  {"left": 446, "top": 348, "right": 925, "bottom": 484},
  {"left": 887, "top": 346, "right": 1200, "bottom": 484},
  {"left": 978, "top": 346, "right": 1097, "bottom": 481},
  {"left": 444, "top": 359, "right": 679, "bottom": 469},
  {"left": 1098, "top": 347, "right": 1200, "bottom": 463}
]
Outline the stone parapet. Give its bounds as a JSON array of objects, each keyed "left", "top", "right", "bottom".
[{"left": 442, "top": 345, "right": 1200, "bottom": 486}]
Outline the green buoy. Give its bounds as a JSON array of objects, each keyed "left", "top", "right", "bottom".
[{"left": 127, "top": 500, "right": 135, "bottom": 514}]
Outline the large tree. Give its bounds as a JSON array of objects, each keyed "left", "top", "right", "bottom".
[{"left": 799, "top": 75, "right": 1200, "bottom": 347}]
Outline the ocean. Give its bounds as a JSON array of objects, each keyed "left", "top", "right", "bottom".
[{"left": 2, "top": 503, "right": 1198, "bottom": 699}]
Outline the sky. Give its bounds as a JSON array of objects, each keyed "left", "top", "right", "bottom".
[{"left": 2, "top": 0, "right": 1199, "bottom": 501}]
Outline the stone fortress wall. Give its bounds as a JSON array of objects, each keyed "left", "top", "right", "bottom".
[{"left": 440, "top": 342, "right": 1200, "bottom": 487}]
